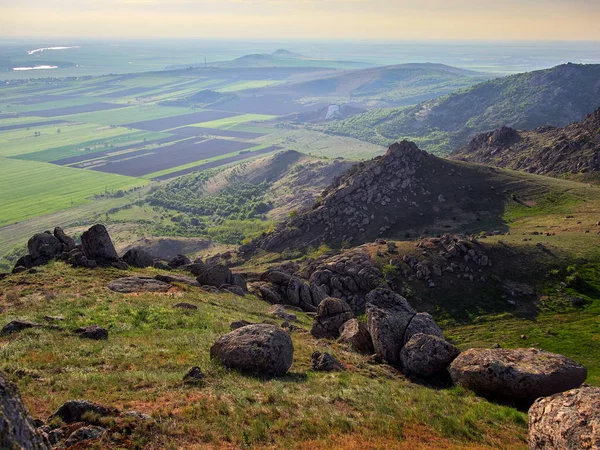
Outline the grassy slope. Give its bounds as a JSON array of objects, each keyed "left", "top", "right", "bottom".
[{"left": 0, "top": 263, "right": 528, "bottom": 450}]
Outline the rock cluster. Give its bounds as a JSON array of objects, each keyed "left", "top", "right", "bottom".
[
  {"left": 528, "top": 387, "right": 600, "bottom": 450},
  {"left": 251, "top": 270, "right": 327, "bottom": 312},
  {"left": 310, "top": 297, "right": 354, "bottom": 339},
  {"left": 366, "top": 288, "right": 459, "bottom": 376},
  {"left": 449, "top": 348, "right": 587, "bottom": 401}
]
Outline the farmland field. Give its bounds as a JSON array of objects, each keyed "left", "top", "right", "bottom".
[{"left": 0, "top": 157, "right": 147, "bottom": 226}]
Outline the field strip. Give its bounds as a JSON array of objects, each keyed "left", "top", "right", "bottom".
[{"left": 145, "top": 144, "right": 282, "bottom": 180}]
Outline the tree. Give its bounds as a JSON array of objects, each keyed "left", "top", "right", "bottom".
[{"left": 57, "top": 128, "right": 61, "bottom": 134}]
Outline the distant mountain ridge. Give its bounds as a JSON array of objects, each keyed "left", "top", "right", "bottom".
[
  {"left": 451, "top": 107, "right": 600, "bottom": 179},
  {"left": 325, "top": 63, "right": 600, "bottom": 153}
]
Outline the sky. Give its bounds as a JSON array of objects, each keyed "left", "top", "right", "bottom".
[{"left": 1, "top": 0, "right": 600, "bottom": 41}]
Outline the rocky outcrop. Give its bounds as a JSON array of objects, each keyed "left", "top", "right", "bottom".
[
  {"left": 528, "top": 387, "right": 600, "bottom": 450},
  {"left": 210, "top": 324, "right": 294, "bottom": 376},
  {"left": 400, "top": 333, "right": 460, "bottom": 377},
  {"left": 108, "top": 277, "right": 171, "bottom": 293},
  {"left": 403, "top": 313, "right": 443, "bottom": 345},
  {"left": 121, "top": 248, "right": 154, "bottom": 268},
  {"left": 195, "top": 263, "right": 247, "bottom": 293},
  {"left": 0, "top": 371, "right": 50, "bottom": 449},
  {"left": 81, "top": 224, "right": 122, "bottom": 267},
  {"left": 338, "top": 318, "right": 373, "bottom": 354},
  {"left": 449, "top": 348, "right": 587, "bottom": 401},
  {"left": 366, "top": 289, "right": 416, "bottom": 367},
  {"left": 169, "top": 254, "right": 191, "bottom": 269},
  {"left": 252, "top": 270, "right": 327, "bottom": 312},
  {"left": 310, "top": 298, "right": 354, "bottom": 339},
  {"left": 50, "top": 400, "right": 117, "bottom": 424},
  {"left": 452, "top": 108, "right": 600, "bottom": 178},
  {"left": 304, "top": 250, "right": 385, "bottom": 314}
]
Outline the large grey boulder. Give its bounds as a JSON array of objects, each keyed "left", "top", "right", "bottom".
[
  {"left": 122, "top": 248, "right": 154, "bottom": 268},
  {"left": 81, "top": 224, "right": 120, "bottom": 265},
  {"left": 196, "top": 264, "right": 235, "bottom": 288},
  {"left": 366, "top": 288, "right": 416, "bottom": 367},
  {"left": 449, "top": 348, "right": 587, "bottom": 401},
  {"left": 0, "top": 371, "right": 50, "bottom": 449},
  {"left": 400, "top": 333, "right": 460, "bottom": 377},
  {"left": 108, "top": 277, "right": 171, "bottom": 293},
  {"left": 310, "top": 298, "right": 354, "bottom": 339},
  {"left": 169, "top": 254, "right": 191, "bottom": 269},
  {"left": 210, "top": 324, "right": 294, "bottom": 376},
  {"left": 528, "top": 387, "right": 600, "bottom": 450},
  {"left": 338, "top": 319, "right": 373, "bottom": 354}
]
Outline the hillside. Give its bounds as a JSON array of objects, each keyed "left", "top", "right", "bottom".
[
  {"left": 263, "top": 63, "right": 490, "bottom": 109},
  {"left": 241, "top": 140, "right": 598, "bottom": 252},
  {"left": 450, "top": 107, "right": 600, "bottom": 180},
  {"left": 325, "top": 63, "right": 600, "bottom": 153}
]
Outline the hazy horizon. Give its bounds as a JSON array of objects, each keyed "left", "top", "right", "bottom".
[{"left": 2, "top": 0, "right": 600, "bottom": 41}]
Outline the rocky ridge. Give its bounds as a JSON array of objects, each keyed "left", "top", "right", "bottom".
[{"left": 452, "top": 107, "right": 600, "bottom": 178}]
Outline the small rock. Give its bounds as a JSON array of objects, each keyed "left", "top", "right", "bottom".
[
  {"left": 1, "top": 320, "right": 43, "bottom": 336},
  {"left": 311, "top": 351, "right": 345, "bottom": 371},
  {"left": 63, "top": 426, "right": 106, "bottom": 447},
  {"left": 268, "top": 305, "right": 298, "bottom": 322},
  {"left": 74, "top": 325, "right": 108, "bottom": 340},
  {"left": 173, "top": 303, "right": 198, "bottom": 310},
  {"left": 230, "top": 320, "right": 253, "bottom": 330},
  {"left": 108, "top": 277, "right": 171, "bottom": 293},
  {"left": 50, "top": 400, "right": 116, "bottom": 424},
  {"left": 183, "top": 366, "right": 205, "bottom": 384}
]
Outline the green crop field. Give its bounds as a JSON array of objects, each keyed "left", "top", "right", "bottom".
[
  {"left": 62, "top": 105, "right": 194, "bottom": 126},
  {"left": 0, "top": 157, "right": 147, "bottom": 227},
  {"left": 0, "top": 123, "right": 135, "bottom": 158},
  {"left": 216, "top": 80, "right": 284, "bottom": 92}
]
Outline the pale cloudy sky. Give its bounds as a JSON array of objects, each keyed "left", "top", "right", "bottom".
[{"left": 1, "top": 0, "right": 599, "bottom": 40}]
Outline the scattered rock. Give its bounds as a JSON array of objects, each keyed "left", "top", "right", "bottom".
[
  {"left": 1, "top": 320, "right": 43, "bottom": 336},
  {"left": 121, "top": 248, "right": 154, "bottom": 268},
  {"left": 338, "top": 319, "right": 373, "bottom": 354},
  {"left": 400, "top": 333, "right": 460, "bottom": 377},
  {"left": 528, "top": 387, "right": 600, "bottom": 450},
  {"left": 74, "top": 325, "right": 108, "bottom": 340},
  {"left": 366, "top": 288, "right": 416, "bottom": 367},
  {"left": 311, "top": 351, "right": 345, "bottom": 371},
  {"left": 310, "top": 298, "right": 354, "bottom": 339},
  {"left": 108, "top": 277, "right": 171, "bottom": 293},
  {"left": 169, "top": 254, "right": 191, "bottom": 269},
  {"left": 196, "top": 264, "right": 236, "bottom": 288},
  {"left": 183, "top": 366, "right": 205, "bottom": 384},
  {"left": 0, "top": 371, "right": 50, "bottom": 449},
  {"left": 50, "top": 400, "right": 116, "bottom": 424},
  {"left": 230, "top": 320, "right": 253, "bottom": 330},
  {"left": 220, "top": 284, "right": 246, "bottom": 297},
  {"left": 449, "top": 348, "right": 587, "bottom": 401},
  {"left": 155, "top": 273, "right": 200, "bottom": 287},
  {"left": 210, "top": 324, "right": 294, "bottom": 376},
  {"left": 268, "top": 305, "right": 298, "bottom": 322},
  {"left": 63, "top": 425, "right": 106, "bottom": 447},
  {"left": 253, "top": 270, "right": 326, "bottom": 312}
]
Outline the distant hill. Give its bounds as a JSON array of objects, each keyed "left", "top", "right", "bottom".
[
  {"left": 325, "top": 63, "right": 600, "bottom": 154},
  {"left": 451, "top": 108, "right": 600, "bottom": 180},
  {"left": 241, "top": 141, "right": 586, "bottom": 252},
  {"left": 266, "top": 63, "right": 490, "bottom": 109}
]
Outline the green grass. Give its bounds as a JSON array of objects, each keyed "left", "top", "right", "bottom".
[
  {"left": 61, "top": 105, "right": 195, "bottom": 127},
  {"left": 0, "top": 158, "right": 147, "bottom": 226},
  {"left": 0, "top": 123, "right": 133, "bottom": 157},
  {"left": 216, "top": 80, "right": 284, "bottom": 92},
  {"left": 0, "top": 262, "right": 529, "bottom": 449}
]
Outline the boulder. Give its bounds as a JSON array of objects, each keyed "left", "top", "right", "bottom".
[
  {"left": 403, "top": 312, "right": 444, "bottom": 345},
  {"left": 74, "top": 325, "right": 108, "bottom": 340},
  {"left": 366, "top": 288, "right": 416, "bottom": 367},
  {"left": 449, "top": 348, "right": 587, "bottom": 401},
  {"left": 28, "top": 232, "right": 63, "bottom": 263},
  {"left": 169, "top": 254, "right": 191, "bottom": 269},
  {"left": 220, "top": 284, "right": 246, "bottom": 297},
  {"left": 0, "top": 371, "right": 50, "bottom": 449},
  {"left": 230, "top": 320, "right": 253, "bottom": 330},
  {"left": 256, "top": 270, "right": 326, "bottom": 312},
  {"left": 81, "top": 224, "right": 119, "bottom": 265},
  {"left": 400, "top": 333, "right": 460, "bottom": 377},
  {"left": 50, "top": 400, "right": 116, "bottom": 424},
  {"left": 108, "top": 277, "right": 171, "bottom": 293},
  {"left": 528, "top": 387, "right": 600, "bottom": 450},
  {"left": 310, "top": 298, "right": 354, "bottom": 339},
  {"left": 121, "top": 248, "right": 154, "bottom": 268},
  {"left": 210, "top": 324, "right": 294, "bottom": 376},
  {"left": 338, "top": 319, "right": 374, "bottom": 354},
  {"left": 196, "top": 264, "right": 234, "bottom": 288},
  {"left": 311, "top": 351, "right": 345, "bottom": 371}
]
